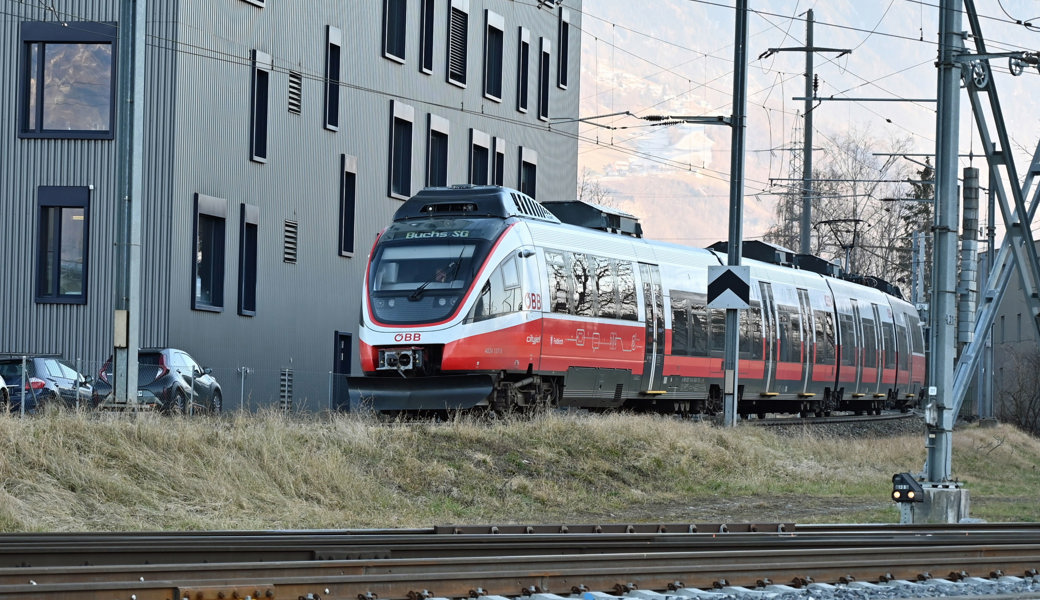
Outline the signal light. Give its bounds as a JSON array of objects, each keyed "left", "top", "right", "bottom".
[{"left": 892, "top": 472, "right": 924, "bottom": 503}]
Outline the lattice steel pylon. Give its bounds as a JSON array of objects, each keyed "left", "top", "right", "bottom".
[{"left": 926, "top": 0, "right": 1040, "bottom": 482}]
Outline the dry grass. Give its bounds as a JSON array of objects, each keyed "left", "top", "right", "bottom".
[{"left": 0, "top": 409, "right": 1036, "bottom": 532}]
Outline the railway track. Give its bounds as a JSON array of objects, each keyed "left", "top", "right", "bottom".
[{"left": 2, "top": 523, "right": 1038, "bottom": 600}]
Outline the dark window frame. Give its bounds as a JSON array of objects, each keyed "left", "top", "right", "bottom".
[
  {"left": 35, "top": 186, "right": 90, "bottom": 305},
  {"left": 537, "top": 37, "right": 551, "bottom": 121},
  {"left": 192, "top": 193, "right": 227, "bottom": 312},
  {"left": 19, "top": 21, "right": 117, "bottom": 140},
  {"left": 419, "top": 0, "right": 435, "bottom": 74},
  {"left": 557, "top": 8, "right": 570, "bottom": 89},
  {"left": 383, "top": 0, "right": 407, "bottom": 63},
  {"left": 339, "top": 154, "right": 358, "bottom": 257},
  {"left": 388, "top": 100, "right": 414, "bottom": 199},
  {"left": 492, "top": 137, "right": 506, "bottom": 186},
  {"left": 470, "top": 129, "right": 490, "bottom": 185},
  {"left": 250, "top": 49, "right": 272, "bottom": 163},
  {"left": 483, "top": 10, "right": 504, "bottom": 101},
  {"left": 516, "top": 27, "right": 530, "bottom": 113},
  {"left": 325, "top": 26, "right": 342, "bottom": 131},
  {"left": 519, "top": 147, "right": 537, "bottom": 199},
  {"left": 426, "top": 114, "right": 450, "bottom": 187},
  {"left": 238, "top": 203, "right": 259, "bottom": 316}
]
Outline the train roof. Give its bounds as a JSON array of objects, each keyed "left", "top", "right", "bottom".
[
  {"left": 394, "top": 185, "right": 560, "bottom": 224},
  {"left": 540, "top": 200, "right": 643, "bottom": 238}
]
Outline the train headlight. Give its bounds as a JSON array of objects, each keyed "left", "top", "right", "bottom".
[{"left": 891, "top": 472, "right": 924, "bottom": 503}]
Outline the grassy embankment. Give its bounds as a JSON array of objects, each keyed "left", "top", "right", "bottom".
[{"left": 0, "top": 410, "right": 1036, "bottom": 532}]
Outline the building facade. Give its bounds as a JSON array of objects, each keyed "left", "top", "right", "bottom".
[{"left": 2, "top": 0, "right": 581, "bottom": 410}]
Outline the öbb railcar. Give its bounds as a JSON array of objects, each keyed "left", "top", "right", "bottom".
[{"left": 345, "top": 185, "right": 925, "bottom": 417}]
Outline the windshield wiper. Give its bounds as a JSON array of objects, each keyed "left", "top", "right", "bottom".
[{"left": 409, "top": 279, "right": 434, "bottom": 301}]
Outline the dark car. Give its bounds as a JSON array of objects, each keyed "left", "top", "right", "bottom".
[
  {"left": 0, "top": 354, "right": 93, "bottom": 414},
  {"left": 93, "top": 348, "right": 222, "bottom": 414}
]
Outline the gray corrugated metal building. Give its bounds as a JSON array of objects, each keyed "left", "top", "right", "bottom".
[{"left": 2, "top": 0, "right": 581, "bottom": 410}]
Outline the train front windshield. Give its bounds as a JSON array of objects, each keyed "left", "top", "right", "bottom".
[{"left": 367, "top": 229, "right": 495, "bottom": 325}]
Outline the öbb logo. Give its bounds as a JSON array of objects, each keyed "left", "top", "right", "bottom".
[{"left": 394, "top": 333, "right": 422, "bottom": 342}]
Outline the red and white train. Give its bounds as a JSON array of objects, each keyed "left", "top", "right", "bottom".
[{"left": 346, "top": 185, "right": 926, "bottom": 417}]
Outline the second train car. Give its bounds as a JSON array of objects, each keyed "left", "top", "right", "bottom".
[{"left": 346, "top": 185, "right": 925, "bottom": 417}]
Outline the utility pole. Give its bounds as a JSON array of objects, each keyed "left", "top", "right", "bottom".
[
  {"left": 113, "top": 0, "right": 145, "bottom": 407},
  {"left": 760, "top": 10, "right": 850, "bottom": 255},
  {"left": 722, "top": 0, "right": 749, "bottom": 427}
]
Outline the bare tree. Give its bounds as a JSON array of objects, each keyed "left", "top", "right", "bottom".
[
  {"left": 996, "top": 346, "right": 1040, "bottom": 435},
  {"left": 765, "top": 129, "right": 925, "bottom": 292},
  {"left": 577, "top": 168, "right": 616, "bottom": 207}
]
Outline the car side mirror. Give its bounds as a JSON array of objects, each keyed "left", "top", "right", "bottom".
[{"left": 203, "top": 367, "right": 212, "bottom": 375}]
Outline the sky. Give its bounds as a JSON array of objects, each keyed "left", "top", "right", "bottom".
[{"left": 576, "top": 0, "right": 1040, "bottom": 252}]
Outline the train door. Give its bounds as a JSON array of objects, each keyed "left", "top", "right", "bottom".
[
  {"left": 850, "top": 300, "right": 864, "bottom": 390},
  {"left": 869, "top": 303, "right": 884, "bottom": 392},
  {"left": 797, "top": 288, "right": 814, "bottom": 393},
  {"left": 759, "top": 281, "right": 776, "bottom": 390},
  {"left": 639, "top": 263, "right": 665, "bottom": 393}
]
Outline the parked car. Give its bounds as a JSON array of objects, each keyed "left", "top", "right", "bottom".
[
  {"left": 0, "top": 354, "right": 93, "bottom": 414},
  {"left": 93, "top": 348, "right": 222, "bottom": 414},
  {"left": 0, "top": 374, "right": 8, "bottom": 411}
]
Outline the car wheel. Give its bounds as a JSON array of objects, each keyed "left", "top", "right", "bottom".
[
  {"left": 210, "top": 391, "right": 222, "bottom": 414},
  {"left": 0, "top": 389, "right": 8, "bottom": 413},
  {"left": 168, "top": 390, "right": 187, "bottom": 415}
]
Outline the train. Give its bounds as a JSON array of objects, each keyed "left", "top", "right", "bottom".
[{"left": 343, "top": 185, "right": 926, "bottom": 418}]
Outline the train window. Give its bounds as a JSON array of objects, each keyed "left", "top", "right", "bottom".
[
  {"left": 573, "top": 253, "right": 594, "bottom": 317},
  {"left": 907, "top": 313, "right": 923, "bottom": 354},
  {"left": 778, "top": 306, "right": 801, "bottom": 363},
  {"left": 546, "top": 250, "right": 570, "bottom": 314},
  {"left": 709, "top": 308, "right": 726, "bottom": 355},
  {"left": 815, "top": 310, "right": 835, "bottom": 365},
  {"left": 896, "top": 318, "right": 909, "bottom": 370},
  {"left": 838, "top": 312, "right": 856, "bottom": 366},
  {"left": 690, "top": 295, "right": 709, "bottom": 356},
  {"left": 595, "top": 257, "right": 617, "bottom": 319},
  {"left": 471, "top": 255, "right": 522, "bottom": 322},
  {"left": 671, "top": 294, "right": 689, "bottom": 355},
  {"left": 741, "top": 301, "right": 763, "bottom": 359},
  {"left": 862, "top": 318, "right": 877, "bottom": 368},
  {"left": 881, "top": 319, "right": 896, "bottom": 369},
  {"left": 616, "top": 261, "right": 637, "bottom": 321}
]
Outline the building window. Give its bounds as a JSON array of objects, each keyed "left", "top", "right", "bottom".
[
  {"left": 427, "top": 114, "right": 450, "bottom": 187},
  {"left": 288, "top": 71, "right": 303, "bottom": 115},
  {"left": 493, "top": 137, "right": 506, "bottom": 186},
  {"left": 383, "top": 0, "right": 407, "bottom": 62},
  {"left": 516, "top": 27, "right": 530, "bottom": 113},
  {"left": 538, "top": 38, "right": 551, "bottom": 121},
  {"left": 20, "top": 22, "right": 116, "bottom": 139},
  {"left": 36, "top": 186, "right": 89, "bottom": 304},
  {"left": 325, "top": 26, "right": 342, "bottom": 131},
  {"left": 470, "top": 129, "right": 490, "bottom": 185},
  {"left": 483, "top": 10, "right": 504, "bottom": 101},
  {"left": 250, "top": 50, "right": 272, "bottom": 163},
  {"left": 238, "top": 204, "right": 259, "bottom": 316},
  {"left": 519, "top": 147, "right": 537, "bottom": 198},
  {"left": 193, "top": 193, "right": 227, "bottom": 312},
  {"left": 557, "top": 8, "right": 570, "bottom": 89},
  {"left": 389, "top": 100, "right": 414, "bottom": 199},
  {"left": 420, "top": 0, "right": 435, "bottom": 74},
  {"left": 447, "top": 0, "right": 469, "bottom": 87},
  {"left": 339, "top": 154, "right": 358, "bottom": 256},
  {"left": 283, "top": 220, "right": 299, "bottom": 264}
]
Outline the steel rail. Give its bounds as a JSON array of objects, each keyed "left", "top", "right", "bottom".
[
  {"left": 0, "top": 532, "right": 1039, "bottom": 599},
  {"left": 4, "top": 523, "right": 1040, "bottom": 568}
]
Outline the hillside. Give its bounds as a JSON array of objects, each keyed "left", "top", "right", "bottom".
[{"left": 0, "top": 410, "right": 1037, "bottom": 532}]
